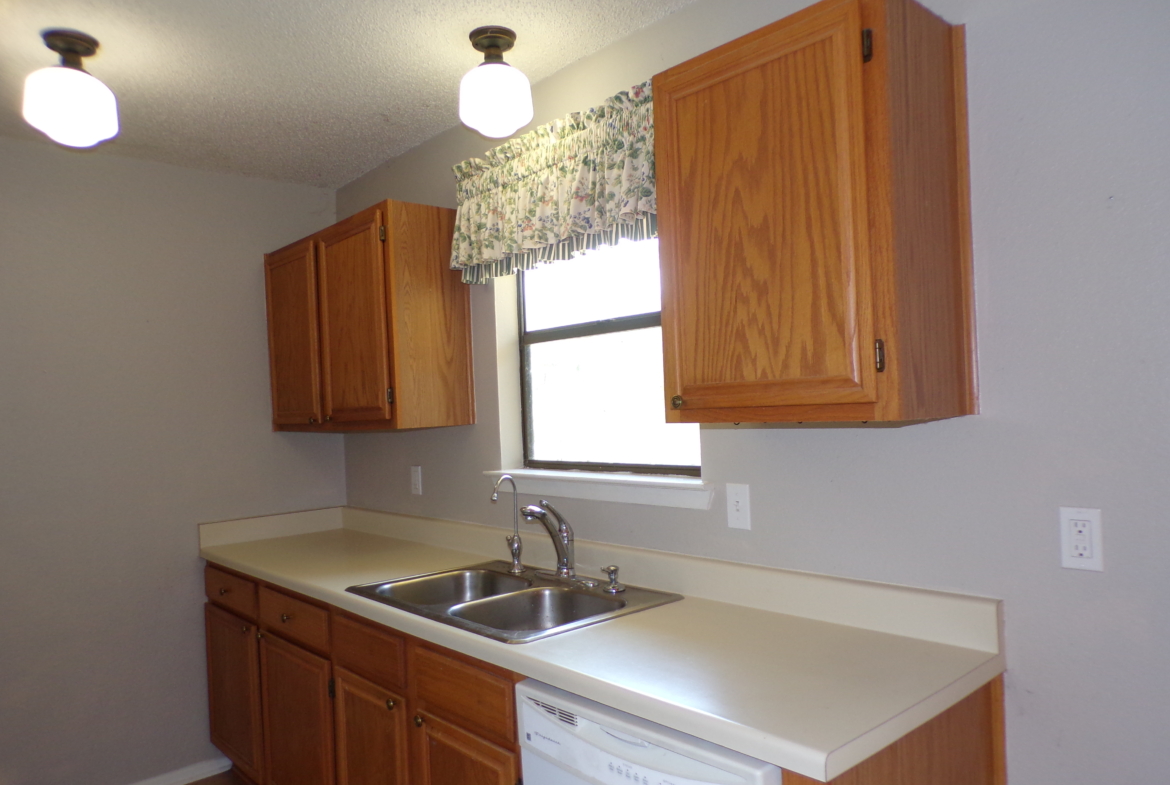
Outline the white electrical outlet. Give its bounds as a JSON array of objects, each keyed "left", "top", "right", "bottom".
[
  {"left": 1060, "top": 507, "right": 1102, "bottom": 571},
  {"left": 727, "top": 483, "right": 751, "bottom": 530},
  {"left": 410, "top": 465, "right": 423, "bottom": 495}
]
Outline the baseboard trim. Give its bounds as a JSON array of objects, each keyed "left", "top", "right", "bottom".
[{"left": 126, "top": 757, "right": 232, "bottom": 785}]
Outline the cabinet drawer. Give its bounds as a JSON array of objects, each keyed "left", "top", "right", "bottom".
[
  {"left": 413, "top": 644, "right": 516, "bottom": 748},
  {"left": 205, "top": 565, "right": 258, "bottom": 620},
  {"left": 332, "top": 613, "right": 406, "bottom": 691},
  {"left": 259, "top": 586, "right": 330, "bottom": 654}
]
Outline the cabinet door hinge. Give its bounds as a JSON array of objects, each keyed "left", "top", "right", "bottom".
[
  {"left": 328, "top": 678, "right": 335, "bottom": 699},
  {"left": 379, "top": 225, "right": 386, "bottom": 242},
  {"left": 386, "top": 387, "right": 394, "bottom": 404},
  {"left": 875, "top": 339, "right": 886, "bottom": 372},
  {"left": 862, "top": 29, "right": 873, "bottom": 62}
]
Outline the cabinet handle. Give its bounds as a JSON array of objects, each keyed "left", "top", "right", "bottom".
[
  {"left": 324, "top": 415, "right": 332, "bottom": 422},
  {"left": 218, "top": 587, "right": 228, "bottom": 596},
  {"left": 308, "top": 417, "right": 317, "bottom": 424},
  {"left": 257, "top": 632, "right": 264, "bottom": 640},
  {"left": 280, "top": 613, "right": 291, "bottom": 623},
  {"left": 241, "top": 626, "right": 249, "bottom": 634},
  {"left": 386, "top": 699, "right": 396, "bottom": 711},
  {"left": 413, "top": 715, "right": 424, "bottom": 727}
]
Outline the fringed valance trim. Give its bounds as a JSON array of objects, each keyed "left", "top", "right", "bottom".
[{"left": 450, "top": 81, "right": 656, "bottom": 284}]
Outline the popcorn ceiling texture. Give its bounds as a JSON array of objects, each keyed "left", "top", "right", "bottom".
[{"left": 0, "top": 0, "right": 697, "bottom": 188}]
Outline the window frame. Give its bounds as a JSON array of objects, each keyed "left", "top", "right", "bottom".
[{"left": 517, "top": 271, "right": 701, "bottom": 478}]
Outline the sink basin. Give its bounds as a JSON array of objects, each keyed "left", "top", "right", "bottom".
[
  {"left": 367, "top": 568, "right": 531, "bottom": 607},
  {"left": 347, "top": 561, "right": 682, "bottom": 643},
  {"left": 450, "top": 587, "right": 625, "bottom": 632}
]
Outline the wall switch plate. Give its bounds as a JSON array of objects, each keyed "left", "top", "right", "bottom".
[
  {"left": 410, "top": 465, "right": 423, "bottom": 495},
  {"left": 727, "top": 483, "right": 751, "bottom": 530},
  {"left": 1060, "top": 507, "right": 1102, "bottom": 571}
]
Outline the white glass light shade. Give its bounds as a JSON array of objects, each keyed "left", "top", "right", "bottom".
[
  {"left": 23, "top": 66, "right": 119, "bottom": 148},
  {"left": 459, "top": 62, "right": 533, "bottom": 138}
]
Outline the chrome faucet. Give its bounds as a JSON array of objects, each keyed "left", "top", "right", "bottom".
[
  {"left": 521, "top": 500, "right": 574, "bottom": 579},
  {"left": 490, "top": 474, "right": 525, "bottom": 574}
]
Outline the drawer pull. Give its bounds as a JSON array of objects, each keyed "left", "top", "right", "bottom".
[
  {"left": 413, "top": 715, "right": 424, "bottom": 727},
  {"left": 218, "top": 588, "right": 228, "bottom": 596},
  {"left": 241, "top": 626, "right": 248, "bottom": 634},
  {"left": 280, "top": 613, "right": 291, "bottom": 623},
  {"left": 386, "top": 699, "right": 396, "bottom": 711}
]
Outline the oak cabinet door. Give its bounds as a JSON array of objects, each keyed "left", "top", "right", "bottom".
[
  {"left": 334, "top": 667, "right": 409, "bottom": 785},
  {"left": 260, "top": 632, "right": 335, "bottom": 785},
  {"left": 316, "top": 206, "right": 393, "bottom": 424},
  {"left": 264, "top": 239, "right": 322, "bottom": 427},
  {"left": 656, "top": 0, "right": 875, "bottom": 415},
  {"left": 412, "top": 711, "right": 517, "bottom": 785},
  {"left": 205, "top": 604, "right": 263, "bottom": 784},
  {"left": 384, "top": 201, "right": 474, "bottom": 430}
]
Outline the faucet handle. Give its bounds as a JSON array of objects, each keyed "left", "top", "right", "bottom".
[
  {"left": 602, "top": 565, "right": 625, "bottom": 594},
  {"left": 540, "top": 500, "right": 567, "bottom": 527}
]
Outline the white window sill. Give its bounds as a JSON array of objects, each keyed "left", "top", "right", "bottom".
[{"left": 484, "top": 469, "right": 713, "bottom": 510}]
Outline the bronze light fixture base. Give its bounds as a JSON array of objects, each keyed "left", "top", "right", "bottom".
[
  {"left": 469, "top": 26, "right": 517, "bottom": 63},
  {"left": 41, "top": 29, "right": 100, "bottom": 70}
]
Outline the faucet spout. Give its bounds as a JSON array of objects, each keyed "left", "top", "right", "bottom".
[{"left": 521, "top": 499, "right": 574, "bottom": 579}]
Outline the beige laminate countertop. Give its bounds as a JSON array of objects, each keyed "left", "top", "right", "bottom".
[{"left": 199, "top": 508, "right": 1004, "bottom": 782}]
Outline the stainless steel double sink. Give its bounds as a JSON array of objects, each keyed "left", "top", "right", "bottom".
[{"left": 347, "top": 561, "right": 682, "bottom": 643}]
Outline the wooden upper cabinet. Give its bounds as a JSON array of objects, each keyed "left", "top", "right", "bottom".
[
  {"left": 318, "top": 207, "right": 393, "bottom": 424},
  {"left": 386, "top": 202, "right": 474, "bottom": 430},
  {"left": 264, "top": 239, "right": 322, "bottom": 426},
  {"left": 655, "top": 0, "right": 975, "bottom": 423},
  {"left": 263, "top": 199, "right": 474, "bottom": 432}
]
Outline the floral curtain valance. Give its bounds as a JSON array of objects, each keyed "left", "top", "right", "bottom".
[{"left": 450, "top": 81, "right": 655, "bottom": 284}]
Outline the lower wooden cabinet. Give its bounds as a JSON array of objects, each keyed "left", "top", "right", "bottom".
[
  {"left": 334, "top": 667, "right": 409, "bottom": 785},
  {"left": 260, "top": 631, "right": 336, "bottom": 785},
  {"left": 204, "top": 565, "right": 519, "bottom": 785},
  {"left": 205, "top": 603, "right": 263, "bottom": 784},
  {"left": 412, "top": 711, "right": 518, "bottom": 785}
]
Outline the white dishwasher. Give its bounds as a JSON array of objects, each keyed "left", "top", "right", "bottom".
[{"left": 516, "top": 680, "right": 781, "bottom": 785}]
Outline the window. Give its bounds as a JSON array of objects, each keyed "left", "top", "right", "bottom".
[{"left": 519, "top": 239, "right": 701, "bottom": 476}]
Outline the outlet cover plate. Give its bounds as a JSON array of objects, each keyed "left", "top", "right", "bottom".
[{"left": 1060, "top": 507, "right": 1102, "bottom": 571}]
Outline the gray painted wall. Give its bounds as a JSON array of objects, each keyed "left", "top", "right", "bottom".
[
  {"left": 339, "top": 0, "right": 1170, "bottom": 783},
  {"left": 0, "top": 137, "right": 346, "bottom": 785}
]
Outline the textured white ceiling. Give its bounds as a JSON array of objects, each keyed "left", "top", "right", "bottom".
[{"left": 0, "top": 0, "right": 696, "bottom": 188}]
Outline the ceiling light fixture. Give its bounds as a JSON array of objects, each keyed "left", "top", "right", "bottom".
[
  {"left": 23, "top": 29, "right": 119, "bottom": 148},
  {"left": 459, "top": 26, "right": 533, "bottom": 139}
]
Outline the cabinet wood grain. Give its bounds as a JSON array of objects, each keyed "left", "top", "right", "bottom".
[
  {"left": 412, "top": 643, "right": 517, "bottom": 750},
  {"left": 259, "top": 586, "right": 331, "bottom": 655},
  {"left": 386, "top": 201, "right": 474, "bottom": 430},
  {"left": 411, "top": 711, "right": 518, "bottom": 785},
  {"left": 335, "top": 666, "right": 409, "bottom": 785},
  {"left": 205, "top": 604, "right": 263, "bottom": 785},
  {"left": 263, "top": 199, "right": 474, "bottom": 432},
  {"left": 655, "top": 0, "right": 975, "bottom": 423},
  {"left": 333, "top": 611, "right": 407, "bottom": 691},
  {"left": 781, "top": 676, "right": 1003, "bottom": 784},
  {"left": 658, "top": 0, "right": 875, "bottom": 411},
  {"left": 317, "top": 206, "right": 393, "bottom": 424},
  {"left": 205, "top": 564, "right": 258, "bottom": 620},
  {"left": 264, "top": 239, "right": 322, "bottom": 426},
  {"left": 260, "top": 631, "right": 335, "bottom": 785}
]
